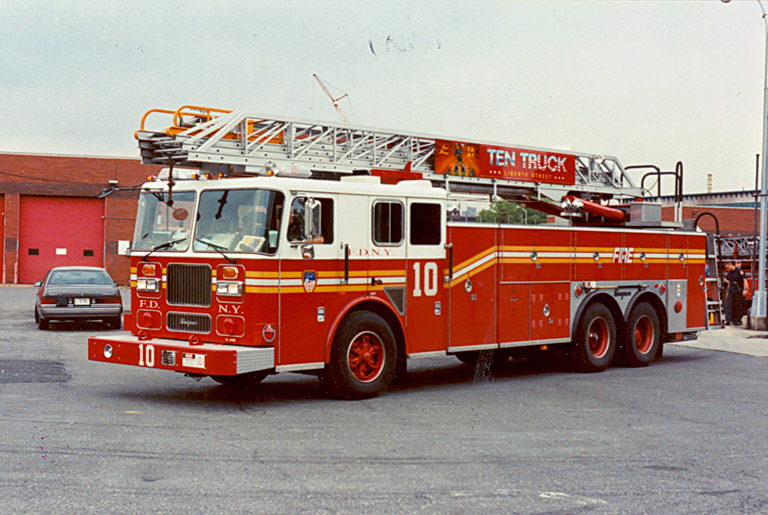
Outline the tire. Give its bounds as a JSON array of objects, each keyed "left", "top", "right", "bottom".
[
  {"left": 620, "top": 302, "right": 660, "bottom": 367},
  {"left": 572, "top": 302, "right": 616, "bottom": 372},
  {"left": 210, "top": 371, "right": 269, "bottom": 388},
  {"left": 36, "top": 309, "right": 49, "bottom": 330},
  {"left": 324, "top": 311, "right": 397, "bottom": 400}
]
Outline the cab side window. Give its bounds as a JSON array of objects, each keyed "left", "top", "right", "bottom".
[
  {"left": 410, "top": 203, "right": 441, "bottom": 245},
  {"left": 287, "top": 197, "right": 334, "bottom": 244},
  {"left": 373, "top": 201, "right": 404, "bottom": 246}
]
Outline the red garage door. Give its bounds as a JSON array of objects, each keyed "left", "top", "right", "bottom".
[
  {"left": 19, "top": 196, "right": 104, "bottom": 284},
  {"left": 0, "top": 194, "right": 4, "bottom": 282}
]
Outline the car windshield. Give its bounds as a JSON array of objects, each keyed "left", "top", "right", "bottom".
[
  {"left": 132, "top": 191, "right": 196, "bottom": 251},
  {"left": 48, "top": 269, "right": 113, "bottom": 286},
  {"left": 193, "top": 188, "right": 284, "bottom": 254}
]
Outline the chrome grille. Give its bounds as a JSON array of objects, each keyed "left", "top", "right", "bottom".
[
  {"left": 167, "top": 312, "right": 212, "bottom": 333},
  {"left": 166, "top": 264, "right": 211, "bottom": 306}
]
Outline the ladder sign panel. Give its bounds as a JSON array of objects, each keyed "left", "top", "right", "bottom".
[{"left": 435, "top": 139, "right": 576, "bottom": 186}]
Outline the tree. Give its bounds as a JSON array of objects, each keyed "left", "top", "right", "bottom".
[{"left": 479, "top": 199, "right": 549, "bottom": 225}]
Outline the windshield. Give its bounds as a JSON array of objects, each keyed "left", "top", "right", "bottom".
[
  {"left": 193, "top": 189, "right": 284, "bottom": 254},
  {"left": 132, "top": 191, "right": 196, "bottom": 251},
  {"left": 48, "top": 269, "right": 114, "bottom": 286}
]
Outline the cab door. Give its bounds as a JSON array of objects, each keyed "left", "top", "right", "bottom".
[
  {"left": 278, "top": 193, "right": 342, "bottom": 367},
  {"left": 404, "top": 199, "right": 447, "bottom": 354}
]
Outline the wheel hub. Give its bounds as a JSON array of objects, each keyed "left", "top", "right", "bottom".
[{"left": 348, "top": 332, "right": 385, "bottom": 383}]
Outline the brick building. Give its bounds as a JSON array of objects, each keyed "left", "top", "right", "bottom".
[
  {"left": 656, "top": 189, "right": 759, "bottom": 237},
  {"left": 0, "top": 152, "right": 160, "bottom": 285},
  {"left": 2, "top": 152, "right": 761, "bottom": 286}
]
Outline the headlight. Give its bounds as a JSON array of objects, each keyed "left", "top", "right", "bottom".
[
  {"left": 136, "top": 278, "right": 160, "bottom": 292},
  {"left": 216, "top": 281, "right": 243, "bottom": 296}
]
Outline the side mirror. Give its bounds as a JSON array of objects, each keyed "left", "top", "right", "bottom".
[
  {"left": 303, "top": 198, "right": 322, "bottom": 242},
  {"left": 34, "top": 281, "right": 42, "bottom": 287},
  {"left": 268, "top": 229, "right": 279, "bottom": 251}
]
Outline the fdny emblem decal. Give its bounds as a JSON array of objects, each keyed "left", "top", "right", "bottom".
[{"left": 303, "top": 271, "right": 317, "bottom": 293}]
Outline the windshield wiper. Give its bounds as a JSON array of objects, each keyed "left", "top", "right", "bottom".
[
  {"left": 195, "top": 238, "right": 237, "bottom": 264},
  {"left": 139, "top": 238, "right": 188, "bottom": 262}
]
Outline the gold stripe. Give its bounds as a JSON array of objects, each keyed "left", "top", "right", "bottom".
[
  {"left": 453, "top": 246, "right": 497, "bottom": 272},
  {"left": 450, "top": 258, "right": 497, "bottom": 287}
]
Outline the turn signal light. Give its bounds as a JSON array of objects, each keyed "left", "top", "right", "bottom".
[
  {"left": 140, "top": 263, "right": 158, "bottom": 277},
  {"left": 220, "top": 265, "right": 240, "bottom": 280}
]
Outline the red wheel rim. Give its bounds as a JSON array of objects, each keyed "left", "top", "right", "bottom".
[
  {"left": 633, "top": 316, "right": 654, "bottom": 355},
  {"left": 587, "top": 318, "right": 609, "bottom": 358},
  {"left": 347, "top": 331, "right": 385, "bottom": 383}
]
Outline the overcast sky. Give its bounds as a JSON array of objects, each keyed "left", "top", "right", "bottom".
[{"left": 1, "top": 0, "right": 765, "bottom": 195}]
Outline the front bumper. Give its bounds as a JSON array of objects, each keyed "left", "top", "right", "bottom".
[
  {"left": 88, "top": 334, "right": 275, "bottom": 376},
  {"left": 40, "top": 304, "right": 122, "bottom": 321}
]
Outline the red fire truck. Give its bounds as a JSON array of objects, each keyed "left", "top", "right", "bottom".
[{"left": 88, "top": 105, "right": 717, "bottom": 399}]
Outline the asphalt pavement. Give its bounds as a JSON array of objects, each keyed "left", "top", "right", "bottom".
[{"left": 2, "top": 285, "right": 767, "bottom": 513}]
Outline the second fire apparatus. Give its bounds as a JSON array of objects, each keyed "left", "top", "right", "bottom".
[{"left": 88, "top": 106, "right": 714, "bottom": 399}]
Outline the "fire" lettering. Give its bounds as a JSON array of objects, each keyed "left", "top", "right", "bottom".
[{"left": 612, "top": 247, "right": 634, "bottom": 263}]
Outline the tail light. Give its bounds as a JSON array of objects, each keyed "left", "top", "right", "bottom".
[
  {"left": 39, "top": 297, "right": 56, "bottom": 305},
  {"left": 95, "top": 297, "right": 122, "bottom": 304}
]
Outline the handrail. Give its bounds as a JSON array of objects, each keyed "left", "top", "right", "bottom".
[{"left": 134, "top": 106, "right": 232, "bottom": 140}]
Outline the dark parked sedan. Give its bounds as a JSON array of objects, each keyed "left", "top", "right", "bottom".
[{"left": 34, "top": 266, "right": 123, "bottom": 330}]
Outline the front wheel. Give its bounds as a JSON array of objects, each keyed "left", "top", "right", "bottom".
[
  {"left": 324, "top": 312, "right": 397, "bottom": 400},
  {"left": 572, "top": 303, "right": 616, "bottom": 372},
  {"left": 620, "top": 302, "right": 660, "bottom": 367}
]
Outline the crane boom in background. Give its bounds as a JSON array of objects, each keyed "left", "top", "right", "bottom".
[{"left": 313, "top": 74, "right": 349, "bottom": 123}]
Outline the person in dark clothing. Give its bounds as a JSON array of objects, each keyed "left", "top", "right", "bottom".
[{"left": 725, "top": 262, "right": 747, "bottom": 326}]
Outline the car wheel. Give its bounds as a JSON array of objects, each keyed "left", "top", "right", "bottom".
[
  {"left": 36, "top": 309, "right": 49, "bottom": 330},
  {"left": 105, "top": 317, "right": 122, "bottom": 330}
]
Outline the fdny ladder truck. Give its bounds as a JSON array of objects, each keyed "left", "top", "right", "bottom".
[{"left": 88, "top": 105, "right": 714, "bottom": 399}]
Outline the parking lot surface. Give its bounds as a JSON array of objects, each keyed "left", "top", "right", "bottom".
[{"left": 1, "top": 285, "right": 767, "bottom": 513}]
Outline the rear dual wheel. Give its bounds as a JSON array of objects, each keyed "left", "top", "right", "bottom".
[
  {"left": 573, "top": 303, "right": 616, "bottom": 372},
  {"left": 620, "top": 302, "right": 660, "bottom": 367}
]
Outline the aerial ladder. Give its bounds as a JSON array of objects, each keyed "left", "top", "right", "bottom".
[{"left": 135, "top": 105, "right": 650, "bottom": 211}]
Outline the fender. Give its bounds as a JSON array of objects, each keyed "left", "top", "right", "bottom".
[
  {"left": 572, "top": 290, "right": 623, "bottom": 336},
  {"left": 323, "top": 295, "right": 406, "bottom": 364},
  {"left": 623, "top": 289, "right": 665, "bottom": 321}
]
